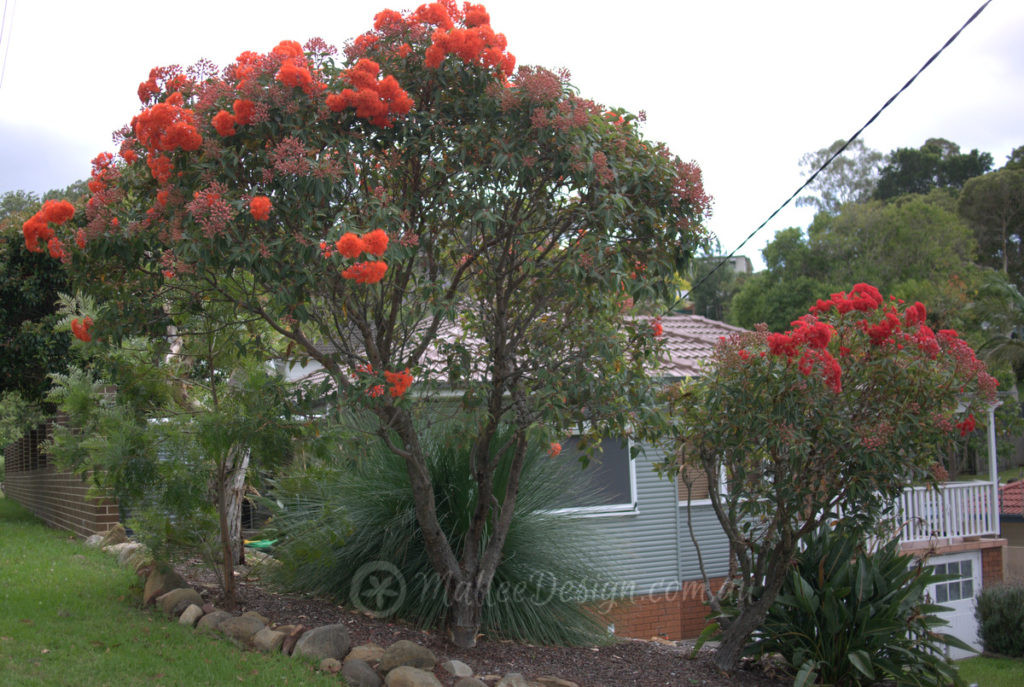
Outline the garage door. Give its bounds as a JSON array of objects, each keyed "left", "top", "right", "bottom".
[{"left": 926, "top": 551, "right": 982, "bottom": 660}]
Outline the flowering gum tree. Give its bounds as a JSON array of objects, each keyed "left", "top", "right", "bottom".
[
  {"left": 667, "top": 284, "right": 997, "bottom": 672},
  {"left": 26, "top": 2, "right": 710, "bottom": 646}
]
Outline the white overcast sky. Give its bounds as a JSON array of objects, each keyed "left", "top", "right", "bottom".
[{"left": 1, "top": 0, "right": 1021, "bottom": 267}]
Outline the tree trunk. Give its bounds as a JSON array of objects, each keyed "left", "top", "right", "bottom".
[
  {"left": 446, "top": 576, "right": 486, "bottom": 648},
  {"left": 216, "top": 444, "right": 250, "bottom": 608},
  {"left": 713, "top": 553, "right": 792, "bottom": 673}
]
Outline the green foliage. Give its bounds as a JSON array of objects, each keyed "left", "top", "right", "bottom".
[
  {"left": 797, "top": 139, "right": 885, "bottom": 214},
  {"left": 958, "top": 167, "right": 1024, "bottom": 286},
  {"left": 874, "top": 137, "right": 993, "bottom": 200},
  {"left": 0, "top": 191, "right": 71, "bottom": 404},
  {"left": 0, "top": 496, "right": 338, "bottom": 686},
  {"left": 749, "top": 527, "right": 966, "bottom": 687},
  {"left": 270, "top": 423, "right": 615, "bottom": 646},
  {"left": 976, "top": 583, "right": 1024, "bottom": 656}
]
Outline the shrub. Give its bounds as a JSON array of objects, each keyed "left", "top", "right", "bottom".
[
  {"left": 747, "top": 527, "right": 968, "bottom": 687},
  {"left": 976, "top": 583, "right": 1024, "bottom": 656},
  {"left": 268, "top": 422, "right": 616, "bottom": 646}
]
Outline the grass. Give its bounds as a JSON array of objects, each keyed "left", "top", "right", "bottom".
[
  {"left": 953, "top": 466, "right": 1024, "bottom": 483},
  {"left": 0, "top": 495, "right": 339, "bottom": 687},
  {"left": 958, "top": 655, "right": 1024, "bottom": 687}
]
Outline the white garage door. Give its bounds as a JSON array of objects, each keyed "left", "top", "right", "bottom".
[{"left": 926, "top": 551, "right": 982, "bottom": 660}]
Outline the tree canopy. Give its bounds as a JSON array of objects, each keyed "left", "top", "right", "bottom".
[
  {"left": 22, "top": 1, "right": 709, "bottom": 645},
  {"left": 874, "top": 137, "right": 993, "bottom": 200}
]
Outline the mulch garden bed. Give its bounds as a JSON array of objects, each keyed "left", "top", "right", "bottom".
[{"left": 175, "top": 558, "right": 787, "bottom": 687}]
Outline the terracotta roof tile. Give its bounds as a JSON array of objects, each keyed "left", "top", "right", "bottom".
[{"left": 1000, "top": 480, "right": 1024, "bottom": 517}]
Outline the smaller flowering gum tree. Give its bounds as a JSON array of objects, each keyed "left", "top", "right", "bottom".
[
  {"left": 667, "top": 284, "right": 997, "bottom": 672},
  {"left": 26, "top": 2, "right": 710, "bottom": 645}
]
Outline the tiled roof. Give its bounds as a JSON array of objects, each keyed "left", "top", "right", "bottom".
[
  {"left": 293, "top": 313, "right": 744, "bottom": 383},
  {"left": 1000, "top": 480, "right": 1024, "bottom": 517},
  {"left": 657, "top": 314, "right": 747, "bottom": 378}
]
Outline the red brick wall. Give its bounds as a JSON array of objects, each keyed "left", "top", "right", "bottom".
[
  {"left": 3, "top": 422, "right": 119, "bottom": 537},
  {"left": 982, "top": 545, "right": 1004, "bottom": 587},
  {"left": 599, "top": 577, "right": 725, "bottom": 640}
]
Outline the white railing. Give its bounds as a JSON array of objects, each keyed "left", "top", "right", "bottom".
[{"left": 895, "top": 481, "right": 998, "bottom": 545}]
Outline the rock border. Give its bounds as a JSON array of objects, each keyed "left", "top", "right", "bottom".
[{"left": 91, "top": 536, "right": 579, "bottom": 687}]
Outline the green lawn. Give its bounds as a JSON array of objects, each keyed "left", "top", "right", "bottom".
[
  {"left": 0, "top": 496, "right": 339, "bottom": 686},
  {"left": 958, "top": 655, "right": 1024, "bottom": 687}
]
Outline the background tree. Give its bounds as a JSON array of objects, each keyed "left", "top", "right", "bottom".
[
  {"left": 796, "top": 138, "right": 884, "bottom": 215},
  {"left": 874, "top": 137, "right": 993, "bottom": 200},
  {"left": 686, "top": 239, "right": 742, "bottom": 321},
  {"left": 958, "top": 167, "right": 1024, "bottom": 285},
  {"left": 669, "top": 284, "right": 997, "bottom": 672},
  {"left": 26, "top": 2, "right": 709, "bottom": 646}
]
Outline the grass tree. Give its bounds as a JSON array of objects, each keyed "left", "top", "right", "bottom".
[
  {"left": 668, "top": 284, "right": 997, "bottom": 672},
  {"left": 23, "top": 2, "right": 709, "bottom": 645}
]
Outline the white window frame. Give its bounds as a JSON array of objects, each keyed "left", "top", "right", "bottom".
[{"left": 548, "top": 436, "right": 639, "bottom": 517}]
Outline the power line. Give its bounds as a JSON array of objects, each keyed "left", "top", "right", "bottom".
[
  {"left": 676, "top": 0, "right": 994, "bottom": 312},
  {"left": 0, "top": 0, "right": 15, "bottom": 92}
]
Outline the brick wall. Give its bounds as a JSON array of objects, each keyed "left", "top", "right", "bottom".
[
  {"left": 598, "top": 577, "right": 725, "bottom": 641},
  {"left": 3, "top": 422, "right": 119, "bottom": 537},
  {"left": 982, "top": 545, "right": 1004, "bottom": 587}
]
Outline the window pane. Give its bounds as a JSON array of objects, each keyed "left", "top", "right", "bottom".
[
  {"left": 936, "top": 585, "right": 948, "bottom": 603},
  {"left": 961, "top": 580, "right": 973, "bottom": 599},
  {"left": 947, "top": 561, "right": 960, "bottom": 577},
  {"left": 932, "top": 563, "right": 947, "bottom": 575},
  {"left": 960, "top": 559, "right": 972, "bottom": 579},
  {"left": 553, "top": 437, "right": 632, "bottom": 509}
]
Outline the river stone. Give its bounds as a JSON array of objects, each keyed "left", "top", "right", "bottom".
[
  {"left": 536, "top": 679, "right": 579, "bottom": 687},
  {"left": 219, "top": 614, "right": 266, "bottom": 645},
  {"left": 454, "top": 679, "right": 488, "bottom": 687},
  {"left": 126, "top": 547, "right": 154, "bottom": 574},
  {"left": 496, "top": 674, "right": 529, "bottom": 687},
  {"left": 346, "top": 642, "right": 385, "bottom": 664},
  {"left": 116, "top": 542, "right": 143, "bottom": 567},
  {"left": 342, "top": 659, "right": 383, "bottom": 687},
  {"left": 385, "top": 666, "right": 443, "bottom": 687},
  {"left": 178, "top": 604, "right": 204, "bottom": 627},
  {"left": 99, "top": 523, "right": 127, "bottom": 547},
  {"left": 241, "top": 610, "right": 269, "bottom": 625},
  {"left": 292, "top": 623, "right": 351, "bottom": 662},
  {"left": 196, "top": 610, "right": 233, "bottom": 634},
  {"left": 252, "top": 626, "right": 286, "bottom": 653},
  {"left": 441, "top": 659, "right": 473, "bottom": 678},
  {"left": 102, "top": 541, "right": 133, "bottom": 557},
  {"left": 320, "top": 658, "right": 343, "bottom": 674},
  {"left": 378, "top": 640, "right": 436, "bottom": 672},
  {"left": 84, "top": 534, "right": 104, "bottom": 548},
  {"left": 142, "top": 563, "right": 187, "bottom": 605},
  {"left": 157, "top": 588, "right": 203, "bottom": 617}
]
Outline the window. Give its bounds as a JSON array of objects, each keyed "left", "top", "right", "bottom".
[
  {"left": 929, "top": 559, "right": 975, "bottom": 603},
  {"left": 678, "top": 464, "right": 710, "bottom": 502},
  {"left": 550, "top": 436, "right": 636, "bottom": 515}
]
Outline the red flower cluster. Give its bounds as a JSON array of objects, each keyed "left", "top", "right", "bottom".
[
  {"left": 88, "top": 152, "right": 119, "bottom": 194},
  {"left": 70, "top": 317, "right": 93, "bottom": 342},
  {"left": 904, "top": 301, "right": 927, "bottom": 327},
  {"left": 810, "top": 283, "right": 883, "bottom": 314},
  {"left": 326, "top": 59, "right": 414, "bottom": 127},
  {"left": 956, "top": 414, "right": 976, "bottom": 437},
  {"left": 423, "top": 3, "right": 515, "bottom": 76},
  {"left": 650, "top": 318, "right": 663, "bottom": 338},
  {"left": 766, "top": 315, "right": 840, "bottom": 392},
  {"left": 132, "top": 92, "right": 203, "bottom": 155},
  {"left": 548, "top": 442, "right": 562, "bottom": 458},
  {"left": 137, "top": 65, "right": 191, "bottom": 105},
  {"left": 341, "top": 261, "right": 389, "bottom": 284},
  {"left": 384, "top": 368, "right": 413, "bottom": 397},
  {"left": 250, "top": 196, "right": 272, "bottom": 221},
  {"left": 212, "top": 110, "right": 237, "bottom": 137},
  {"left": 273, "top": 40, "right": 316, "bottom": 94},
  {"left": 333, "top": 229, "right": 390, "bottom": 258},
  {"left": 22, "top": 200, "right": 74, "bottom": 255}
]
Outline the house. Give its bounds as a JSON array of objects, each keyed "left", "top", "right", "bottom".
[{"left": 1000, "top": 480, "right": 1024, "bottom": 580}]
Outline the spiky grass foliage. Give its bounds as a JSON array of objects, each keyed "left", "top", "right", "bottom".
[{"left": 268, "top": 424, "right": 617, "bottom": 646}]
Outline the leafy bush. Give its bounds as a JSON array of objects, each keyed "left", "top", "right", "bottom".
[
  {"left": 747, "top": 527, "right": 968, "bottom": 687},
  {"left": 976, "top": 583, "right": 1024, "bottom": 656},
  {"left": 268, "top": 422, "right": 616, "bottom": 646}
]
